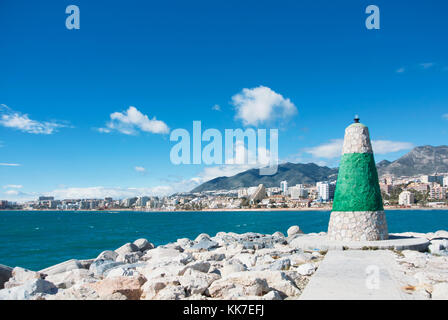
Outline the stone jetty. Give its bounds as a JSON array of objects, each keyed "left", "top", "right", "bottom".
[{"left": 0, "top": 227, "right": 447, "bottom": 300}]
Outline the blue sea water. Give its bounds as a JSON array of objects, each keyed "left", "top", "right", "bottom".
[{"left": 0, "top": 210, "right": 447, "bottom": 271}]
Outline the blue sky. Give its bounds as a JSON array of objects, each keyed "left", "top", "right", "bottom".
[{"left": 1, "top": 0, "right": 447, "bottom": 201}]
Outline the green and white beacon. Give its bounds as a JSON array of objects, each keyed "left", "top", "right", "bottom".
[{"left": 328, "top": 116, "right": 389, "bottom": 241}]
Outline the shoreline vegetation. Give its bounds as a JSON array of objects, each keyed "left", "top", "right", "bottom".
[{"left": 1, "top": 206, "right": 448, "bottom": 213}]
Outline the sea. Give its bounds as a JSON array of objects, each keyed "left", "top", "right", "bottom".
[{"left": 0, "top": 210, "right": 447, "bottom": 271}]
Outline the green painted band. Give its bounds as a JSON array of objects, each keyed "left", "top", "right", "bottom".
[{"left": 332, "top": 153, "right": 384, "bottom": 212}]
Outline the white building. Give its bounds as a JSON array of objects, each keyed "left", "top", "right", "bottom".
[
  {"left": 444, "top": 176, "right": 448, "bottom": 187},
  {"left": 398, "top": 190, "right": 414, "bottom": 206},
  {"left": 316, "top": 181, "right": 335, "bottom": 202},
  {"left": 250, "top": 184, "right": 266, "bottom": 202},
  {"left": 280, "top": 181, "right": 288, "bottom": 195},
  {"left": 289, "top": 185, "right": 308, "bottom": 200}
]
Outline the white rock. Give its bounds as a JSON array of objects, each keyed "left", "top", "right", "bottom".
[
  {"left": 45, "top": 269, "right": 95, "bottom": 289},
  {"left": 179, "top": 269, "right": 220, "bottom": 295},
  {"left": 95, "top": 250, "right": 118, "bottom": 262},
  {"left": 272, "top": 232, "right": 285, "bottom": 238},
  {"left": 262, "top": 290, "right": 283, "bottom": 300},
  {"left": 296, "top": 263, "right": 316, "bottom": 276},
  {"left": 116, "top": 252, "right": 143, "bottom": 264},
  {"left": 233, "top": 253, "right": 257, "bottom": 267},
  {"left": 115, "top": 243, "right": 139, "bottom": 255},
  {"left": 133, "top": 238, "right": 154, "bottom": 252},
  {"left": 287, "top": 226, "right": 303, "bottom": 237},
  {"left": 429, "top": 239, "right": 448, "bottom": 255},
  {"left": 195, "top": 233, "right": 211, "bottom": 242},
  {"left": 4, "top": 267, "right": 44, "bottom": 288},
  {"left": 0, "top": 279, "right": 57, "bottom": 300},
  {"left": 208, "top": 272, "right": 269, "bottom": 298},
  {"left": 106, "top": 267, "right": 136, "bottom": 279},
  {"left": 39, "top": 259, "right": 83, "bottom": 276},
  {"left": 220, "top": 261, "right": 247, "bottom": 277},
  {"left": 181, "top": 261, "right": 210, "bottom": 275},
  {"left": 432, "top": 283, "right": 448, "bottom": 299}
]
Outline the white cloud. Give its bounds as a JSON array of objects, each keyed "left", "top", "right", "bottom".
[
  {"left": 99, "top": 106, "right": 169, "bottom": 135},
  {"left": 420, "top": 62, "right": 435, "bottom": 69},
  {"left": 443, "top": 114, "right": 448, "bottom": 120},
  {"left": 232, "top": 86, "right": 297, "bottom": 126},
  {"left": 0, "top": 163, "right": 21, "bottom": 167},
  {"left": 190, "top": 140, "right": 275, "bottom": 185},
  {"left": 396, "top": 67, "right": 405, "bottom": 73},
  {"left": 0, "top": 104, "right": 67, "bottom": 134},
  {"left": 212, "top": 104, "right": 221, "bottom": 111},
  {"left": 304, "top": 139, "right": 413, "bottom": 159},
  {"left": 371, "top": 140, "right": 414, "bottom": 154},
  {"left": 3, "top": 185, "right": 23, "bottom": 189},
  {"left": 304, "top": 139, "right": 344, "bottom": 159},
  {"left": 46, "top": 186, "right": 174, "bottom": 200},
  {"left": 134, "top": 166, "right": 146, "bottom": 173},
  {"left": 4, "top": 190, "right": 20, "bottom": 196}
]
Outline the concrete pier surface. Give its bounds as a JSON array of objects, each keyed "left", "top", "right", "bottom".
[
  {"left": 290, "top": 233, "right": 430, "bottom": 251},
  {"left": 300, "top": 250, "right": 409, "bottom": 300}
]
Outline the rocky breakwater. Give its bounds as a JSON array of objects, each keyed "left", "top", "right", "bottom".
[
  {"left": 0, "top": 226, "right": 325, "bottom": 300},
  {"left": 390, "top": 230, "right": 448, "bottom": 300}
]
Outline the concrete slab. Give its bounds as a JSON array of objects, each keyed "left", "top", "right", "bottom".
[
  {"left": 299, "top": 250, "right": 408, "bottom": 300},
  {"left": 290, "top": 233, "right": 429, "bottom": 252}
]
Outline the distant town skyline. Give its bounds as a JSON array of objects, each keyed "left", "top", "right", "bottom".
[{"left": 1, "top": 1, "right": 448, "bottom": 201}]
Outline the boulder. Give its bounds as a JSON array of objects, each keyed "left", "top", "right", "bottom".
[
  {"left": 4, "top": 267, "right": 44, "bottom": 289},
  {"left": 45, "top": 285, "right": 100, "bottom": 300},
  {"left": 140, "top": 275, "right": 183, "bottom": 300},
  {"left": 296, "top": 263, "right": 316, "bottom": 276},
  {"left": 233, "top": 253, "right": 257, "bottom": 267},
  {"left": 106, "top": 267, "right": 136, "bottom": 278},
  {"left": 262, "top": 290, "right": 283, "bottom": 300},
  {"left": 115, "top": 243, "right": 139, "bottom": 256},
  {"left": 180, "top": 261, "right": 211, "bottom": 275},
  {"left": 195, "top": 233, "right": 211, "bottom": 242},
  {"left": 137, "top": 262, "right": 186, "bottom": 281},
  {"left": 287, "top": 226, "right": 303, "bottom": 237},
  {"left": 220, "top": 261, "right": 247, "bottom": 277},
  {"left": 189, "top": 239, "right": 219, "bottom": 252},
  {"left": 0, "top": 264, "right": 12, "bottom": 289},
  {"left": 45, "top": 269, "right": 95, "bottom": 289},
  {"left": 95, "top": 250, "right": 118, "bottom": 262},
  {"left": 39, "top": 259, "right": 83, "bottom": 276},
  {"left": 133, "top": 238, "right": 154, "bottom": 252},
  {"left": 428, "top": 239, "right": 448, "bottom": 255},
  {"left": 116, "top": 251, "right": 143, "bottom": 264},
  {"left": 289, "top": 253, "right": 313, "bottom": 266},
  {"left": 142, "top": 247, "right": 193, "bottom": 265},
  {"left": 269, "top": 258, "right": 291, "bottom": 271},
  {"left": 272, "top": 231, "right": 285, "bottom": 238},
  {"left": 89, "top": 259, "right": 125, "bottom": 277},
  {"left": 176, "top": 238, "right": 194, "bottom": 249},
  {"left": 207, "top": 272, "right": 270, "bottom": 298},
  {"left": 178, "top": 269, "right": 220, "bottom": 295},
  {"left": 0, "top": 279, "right": 57, "bottom": 300},
  {"left": 434, "top": 230, "right": 448, "bottom": 239},
  {"left": 86, "top": 275, "right": 146, "bottom": 300}
]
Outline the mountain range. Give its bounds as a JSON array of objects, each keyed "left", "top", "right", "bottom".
[{"left": 191, "top": 145, "right": 448, "bottom": 192}]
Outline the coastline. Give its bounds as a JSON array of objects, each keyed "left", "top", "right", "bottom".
[{"left": 1, "top": 206, "right": 448, "bottom": 213}]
